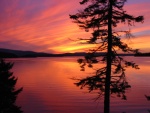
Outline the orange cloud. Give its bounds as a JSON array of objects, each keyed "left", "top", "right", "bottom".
[{"left": 0, "top": 0, "right": 149, "bottom": 53}]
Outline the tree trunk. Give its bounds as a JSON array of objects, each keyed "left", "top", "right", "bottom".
[{"left": 104, "top": 0, "right": 112, "bottom": 113}]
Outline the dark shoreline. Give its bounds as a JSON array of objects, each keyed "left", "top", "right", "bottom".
[{"left": 0, "top": 48, "right": 149, "bottom": 58}]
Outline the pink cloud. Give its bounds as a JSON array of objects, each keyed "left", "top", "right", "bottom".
[{"left": 0, "top": 0, "right": 149, "bottom": 53}]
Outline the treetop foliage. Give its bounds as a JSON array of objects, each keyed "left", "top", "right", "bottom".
[
  {"left": 0, "top": 59, "right": 23, "bottom": 113},
  {"left": 70, "top": 0, "right": 144, "bottom": 55}
]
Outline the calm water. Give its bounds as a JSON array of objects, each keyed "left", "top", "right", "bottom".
[{"left": 7, "top": 56, "right": 150, "bottom": 113}]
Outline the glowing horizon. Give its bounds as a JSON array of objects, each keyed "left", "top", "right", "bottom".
[{"left": 0, "top": 0, "right": 150, "bottom": 53}]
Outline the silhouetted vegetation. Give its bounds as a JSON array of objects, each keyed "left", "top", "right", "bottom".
[
  {"left": 145, "top": 95, "right": 150, "bottom": 112},
  {"left": 0, "top": 59, "right": 23, "bottom": 113},
  {"left": 135, "top": 52, "right": 150, "bottom": 57},
  {"left": 70, "top": 0, "right": 144, "bottom": 113}
]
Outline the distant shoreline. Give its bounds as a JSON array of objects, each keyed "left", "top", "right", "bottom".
[
  {"left": 134, "top": 53, "right": 150, "bottom": 57},
  {"left": 0, "top": 48, "right": 149, "bottom": 58}
]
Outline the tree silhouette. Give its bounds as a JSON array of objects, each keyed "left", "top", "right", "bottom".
[
  {"left": 0, "top": 59, "right": 23, "bottom": 113},
  {"left": 70, "top": 0, "right": 144, "bottom": 113}
]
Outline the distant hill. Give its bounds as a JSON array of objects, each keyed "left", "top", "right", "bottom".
[
  {"left": 0, "top": 48, "right": 135, "bottom": 58},
  {"left": 0, "top": 48, "right": 89, "bottom": 58},
  {"left": 0, "top": 51, "right": 18, "bottom": 58},
  {"left": 0, "top": 48, "right": 37, "bottom": 57},
  {"left": 0, "top": 48, "right": 60, "bottom": 58}
]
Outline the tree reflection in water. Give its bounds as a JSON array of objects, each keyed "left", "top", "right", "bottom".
[
  {"left": 145, "top": 95, "right": 150, "bottom": 113},
  {"left": 0, "top": 59, "right": 23, "bottom": 113},
  {"left": 72, "top": 53, "right": 139, "bottom": 111},
  {"left": 74, "top": 66, "right": 131, "bottom": 100}
]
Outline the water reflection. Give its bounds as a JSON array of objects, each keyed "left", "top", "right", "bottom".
[
  {"left": 72, "top": 54, "right": 139, "bottom": 113},
  {"left": 0, "top": 59, "right": 23, "bottom": 113},
  {"left": 6, "top": 57, "right": 150, "bottom": 113},
  {"left": 72, "top": 56, "right": 150, "bottom": 113}
]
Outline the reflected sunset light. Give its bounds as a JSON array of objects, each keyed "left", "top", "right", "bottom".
[{"left": 7, "top": 56, "right": 150, "bottom": 113}]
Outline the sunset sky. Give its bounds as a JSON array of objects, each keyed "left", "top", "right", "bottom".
[{"left": 0, "top": 0, "right": 150, "bottom": 53}]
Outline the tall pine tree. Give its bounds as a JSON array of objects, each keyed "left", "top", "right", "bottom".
[{"left": 70, "top": 0, "right": 144, "bottom": 113}]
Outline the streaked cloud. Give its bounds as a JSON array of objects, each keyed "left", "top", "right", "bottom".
[{"left": 0, "top": 0, "right": 149, "bottom": 53}]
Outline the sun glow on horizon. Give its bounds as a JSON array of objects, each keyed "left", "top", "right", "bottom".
[{"left": 0, "top": 0, "right": 149, "bottom": 53}]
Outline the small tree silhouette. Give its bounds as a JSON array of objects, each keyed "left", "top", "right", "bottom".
[
  {"left": 0, "top": 59, "right": 23, "bottom": 113},
  {"left": 70, "top": 0, "right": 144, "bottom": 113}
]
